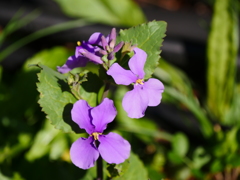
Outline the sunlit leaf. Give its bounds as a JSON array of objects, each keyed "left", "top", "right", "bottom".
[
  {"left": 112, "top": 153, "right": 148, "bottom": 179},
  {"left": 118, "top": 21, "right": 167, "bottom": 79},
  {"left": 36, "top": 64, "right": 80, "bottom": 133}
]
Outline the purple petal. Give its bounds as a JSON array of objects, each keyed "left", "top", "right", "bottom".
[
  {"left": 101, "top": 36, "right": 108, "bottom": 51},
  {"left": 71, "top": 100, "right": 95, "bottom": 134},
  {"left": 77, "top": 43, "right": 95, "bottom": 55},
  {"left": 109, "top": 28, "right": 116, "bottom": 49},
  {"left": 107, "top": 63, "right": 137, "bottom": 85},
  {"left": 70, "top": 137, "right": 99, "bottom": 169},
  {"left": 98, "top": 132, "right": 130, "bottom": 164},
  {"left": 122, "top": 85, "right": 149, "bottom": 118},
  {"left": 79, "top": 49, "right": 103, "bottom": 64},
  {"left": 109, "top": 28, "right": 116, "bottom": 44},
  {"left": 57, "top": 55, "right": 88, "bottom": 73},
  {"left": 143, "top": 78, "right": 164, "bottom": 106},
  {"left": 128, "top": 47, "right": 147, "bottom": 79},
  {"left": 91, "top": 98, "right": 117, "bottom": 133},
  {"left": 107, "top": 52, "right": 114, "bottom": 60},
  {"left": 88, "top": 32, "right": 103, "bottom": 45},
  {"left": 113, "top": 42, "right": 124, "bottom": 53}
]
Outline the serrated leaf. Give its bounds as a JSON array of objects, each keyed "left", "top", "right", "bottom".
[
  {"left": 78, "top": 72, "right": 104, "bottom": 107},
  {"left": 54, "top": 0, "right": 146, "bottom": 26},
  {"left": 118, "top": 21, "right": 167, "bottom": 79},
  {"left": 37, "top": 64, "right": 82, "bottom": 133},
  {"left": 0, "top": 47, "right": 72, "bottom": 120},
  {"left": 112, "top": 153, "right": 148, "bottom": 180},
  {"left": 107, "top": 159, "right": 130, "bottom": 178}
]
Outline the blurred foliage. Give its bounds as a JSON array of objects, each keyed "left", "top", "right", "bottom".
[
  {"left": 54, "top": 0, "right": 146, "bottom": 27},
  {"left": 0, "top": 0, "right": 240, "bottom": 179},
  {"left": 207, "top": 0, "right": 239, "bottom": 123}
]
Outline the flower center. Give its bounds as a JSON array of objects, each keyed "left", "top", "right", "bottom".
[
  {"left": 77, "top": 41, "right": 81, "bottom": 46},
  {"left": 91, "top": 132, "right": 102, "bottom": 140},
  {"left": 135, "top": 79, "right": 144, "bottom": 85}
]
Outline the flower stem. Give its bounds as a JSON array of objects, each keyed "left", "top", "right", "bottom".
[
  {"left": 96, "top": 141, "right": 103, "bottom": 180},
  {"left": 101, "top": 81, "right": 110, "bottom": 102},
  {"left": 95, "top": 82, "right": 111, "bottom": 180},
  {"left": 96, "top": 156, "right": 103, "bottom": 180}
]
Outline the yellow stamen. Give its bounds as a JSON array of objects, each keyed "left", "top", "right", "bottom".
[
  {"left": 136, "top": 79, "right": 144, "bottom": 85},
  {"left": 77, "top": 41, "right": 81, "bottom": 46},
  {"left": 91, "top": 132, "right": 102, "bottom": 140}
]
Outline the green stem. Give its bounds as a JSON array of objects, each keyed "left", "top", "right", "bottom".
[{"left": 101, "top": 82, "right": 110, "bottom": 102}]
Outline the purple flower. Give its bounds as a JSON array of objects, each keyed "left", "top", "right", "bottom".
[
  {"left": 70, "top": 98, "right": 131, "bottom": 169},
  {"left": 57, "top": 28, "right": 123, "bottom": 73},
  {"left": 107, "top": 47, "right": 164, "bottom": 119},
  {"left": 57, "top": 32, "right": 104, "bottom": 73},
  {"left": 99, "top": 28, "right": 124, "bottom": 60}
]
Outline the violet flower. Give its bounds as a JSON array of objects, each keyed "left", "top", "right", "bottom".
[
  {"left": 70, "top": 98, "right": 131, "bottom": 169},
  {"left": 99, "top": 28, "right": 124, "bottom": 60},
  {"left": 57, "top": 32, "right": 103, "bottom": 73},
  {"left": 57, "top": 28, "right": 123, "bottom": 73},
  {"left": 107, "top": 47, "right": 164, "bottom": 119}
]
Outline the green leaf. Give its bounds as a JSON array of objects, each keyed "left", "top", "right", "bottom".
[
  {"left": 25, "top": 47, "right": 72, "bottom": 71},
  {"left": 118, "top": 21, "right": 167, "bottom": 79},
  {"left": 207, "top": 0, "right": 239, "bottom": 121},
  {"left": 54, "top": 0, "right": 146, "bottom": 26},
  {"left": 172, "top": 132, "right": 189, "bottom": 157},
  {"left": 167, "top": 151, "right": 183, "bottom": 165},
  {"left": 0, "top": 47, "right": 72, "bottom": 122},
  {"left": 210, "top": 160, "right": 224, "bottom": 173},
  {"left": 0, "top": 171, "right": 25, "bottom": 180},
  {"left": 26, "top": 120, "right": 59, "bottom": 161},
  {"left": 224, "top": 85, "right": 240, "bottom": 125},
  {"left": 37, "top": 64, "right": 81, "bottom": 133},
  {"left": 153, "top": 59, "right": 213, "bottom": 137},
  {"left": 77, "top": 72, "right": 104, "bottom": 107},
  {"left": 163, "top": 86, "right": 213, "bottom": 137},
  {"left": 154, "top": 59, "right": 193, "bottom": 97},
  {"left": 192, "top": 147, "right": 210, "bottom": 169},
  {"left": 226, "top": 153, "right": 240, "bottom": 167},
  {"left": 107, "top": 160, "right": 130, "bottom": 178},
  {"left": 112, "top": 153, "right": 148, "bottom": 179}
]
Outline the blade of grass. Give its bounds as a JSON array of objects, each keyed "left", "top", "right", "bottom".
[
  {"left": 0, "top": 19, "right": 91, "bottom": 62},
  {"left": 0, "top": 9, "right": 41, "bottom": 45}
]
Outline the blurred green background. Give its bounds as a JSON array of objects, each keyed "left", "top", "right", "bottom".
[{"left": 0, "top": 0, "right": 239, "bottom": 179}]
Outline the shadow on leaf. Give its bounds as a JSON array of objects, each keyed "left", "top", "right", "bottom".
[{"left": 62, "top": 103, "right": 84, "bottom": 134}]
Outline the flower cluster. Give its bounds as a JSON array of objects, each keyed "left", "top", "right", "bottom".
[
  {"left": 58, "top": 28, "right": 164, "bottom": 169},
  {"left": 57, "top": 28, "right": 123, "bottom": 73}
]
